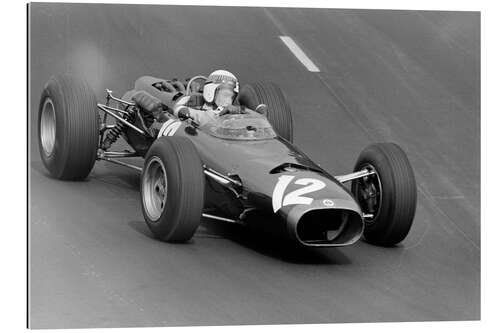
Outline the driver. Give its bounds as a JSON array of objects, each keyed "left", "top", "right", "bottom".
[
  {"left": 173, "top": 69, "right": 246, "bottom": 125},
  {"left": 126, "top": 70, "right": 247, "bottom": 136}
]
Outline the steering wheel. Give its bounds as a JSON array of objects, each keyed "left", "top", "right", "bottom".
[{"left": 186, "top": 75, "right": 207, "bottom": 95}]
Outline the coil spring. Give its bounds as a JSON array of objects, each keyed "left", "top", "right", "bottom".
[
  {"left": 142, "top": 111, "right": 155, "bottom": 128},
  {"left": 102, "top": 112, "right": 132, "bottom": 150}
]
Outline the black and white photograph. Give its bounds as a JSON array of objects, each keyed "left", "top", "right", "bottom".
[{"left": 26, "top": 1, "right": 484, "bottom": 330}]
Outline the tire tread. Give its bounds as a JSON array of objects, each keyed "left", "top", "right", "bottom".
[
  {"left": 142, "top": 136, "right": 205, "bottom": 242},
  {"left": 238, "top": 82, "right": 293, "bottom": 142},
  {"left": 38, "top": 74, "right": 99, "bottom": 180},
  {"left": 353, "top": 143, "right": 417, "bottom": 245}
]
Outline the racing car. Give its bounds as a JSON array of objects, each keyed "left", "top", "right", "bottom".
[{"left": 37, "top": 74, "right": 417, "bottom": 247}]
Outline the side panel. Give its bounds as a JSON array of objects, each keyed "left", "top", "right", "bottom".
[
  {"left": 163, "top": 121, "right": 359, "bottom": 212},
  {"left": 160, "top": 121, "right": 365, "bottom": 246}
]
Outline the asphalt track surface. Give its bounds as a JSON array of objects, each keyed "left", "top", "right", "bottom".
[{"left": 29, "top": 4, "right": 480, "bottom": 329}]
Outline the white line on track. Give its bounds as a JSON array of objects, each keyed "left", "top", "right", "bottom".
[{"left": 279, "top": 36, "right": 320, "bottom": 72}]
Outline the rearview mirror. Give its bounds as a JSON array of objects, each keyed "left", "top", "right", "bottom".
[{"left": 255, "top": 104, "right": 268, "bottom": 116}]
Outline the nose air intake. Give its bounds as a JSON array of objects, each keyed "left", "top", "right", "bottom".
[{"left": 290, "top": 208, "right": 364, "bottom": 247}]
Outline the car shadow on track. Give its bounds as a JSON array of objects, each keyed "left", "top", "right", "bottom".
[
  {"left": 127, "top": 218, "right": 352, "bottom": 265},
  {"left": 30, "top": 161, "right": 95, "bottom": 183},
  {"left": 32, "top": 158, "right": 353, "bottom": 266},
  {"left": 200, "top": 219, "right": 352, "bottom": 265}
]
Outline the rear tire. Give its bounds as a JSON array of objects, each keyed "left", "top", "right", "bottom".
[
  {"left": 238, "top": 82, "right": 293, "bottom": 142},
  {"left": 351, "top": 143, "right": 417, "bottom": 246},
  {"left": 141, "top": 136, "right": 205, "bottom": 242},
  {"left": 38, "top": 75, "right": 99, "bottom": 180}
]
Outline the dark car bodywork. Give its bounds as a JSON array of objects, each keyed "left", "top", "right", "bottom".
[{"left": 151, "top": 111, "right": 365, "bottom": 247}]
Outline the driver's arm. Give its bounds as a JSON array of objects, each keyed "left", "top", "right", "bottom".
[{"left": 173, "top": 96, "right": 215, "bottom": 126}]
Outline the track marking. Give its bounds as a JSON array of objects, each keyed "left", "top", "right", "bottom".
[{"left": 279, "top": 36, "right": 320, "bottom": 72}]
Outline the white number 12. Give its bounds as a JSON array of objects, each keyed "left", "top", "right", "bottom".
[{"left": 272, "top": 175, "right": 326, "bottom": 212}]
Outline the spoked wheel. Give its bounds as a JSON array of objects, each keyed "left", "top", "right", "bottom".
[
  {"left": 141, "top": 136, "right": 205, "bottom": 242},
  {"left": 352, "top": 143, "right": 417, "bottom": 246}
]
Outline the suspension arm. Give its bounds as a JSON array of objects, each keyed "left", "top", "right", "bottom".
[
  {"left": 203, "top": 166, "right": 242, "bottom": 188},
  {"left": 335, "top": 169, "right": 375, "bottom": 183},
  {"left": 97, "top": 104, "right": 146, "bottom": 135},
  {"left": 105, "top": 89, "right": 135, "bottom": 106},
  {"left": 98, "top": 157, "right": 143, "bottom": 172}
]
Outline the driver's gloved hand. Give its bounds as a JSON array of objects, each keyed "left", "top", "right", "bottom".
[
  {"left": 255, "top": 104, "right": 268, "bottom": 116},
  {"left": 219, "top": 105, "right": 247, "bottom": 116},
  {"left": 177, "top": 107, "right": 190, "bottom": 120}
]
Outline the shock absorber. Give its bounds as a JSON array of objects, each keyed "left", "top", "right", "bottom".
[{"left": 102, "top": 112, "right": 133, "bottom": 150}]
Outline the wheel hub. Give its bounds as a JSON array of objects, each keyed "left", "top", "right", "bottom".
[
  {"left": 356, "top": 164, "right": 382, "bottom": 224},
  {"left": 40, "top": 98, "right": 56, "bottom": 156},
  {"left": 142, "top": 156, "right": 168, "bottom": 221}
]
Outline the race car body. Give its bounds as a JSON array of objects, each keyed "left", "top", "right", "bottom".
[
  {"left": 158, "top": 113, "right": 364, "bottom": 246},
  {"left": 37, "top": 74, "right": 417, "bottom": 248}
]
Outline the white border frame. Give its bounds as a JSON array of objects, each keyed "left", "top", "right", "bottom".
[{"left": 5, "top": 1, "right": 496, "bottom": 332}]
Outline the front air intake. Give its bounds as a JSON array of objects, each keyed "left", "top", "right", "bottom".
[{"left": 295, "top": 209, "right": 363, "bottom": 246}]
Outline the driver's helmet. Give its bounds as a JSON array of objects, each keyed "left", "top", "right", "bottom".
[{"left": 203, "top": 70, "right": 239, "bottom": 108}]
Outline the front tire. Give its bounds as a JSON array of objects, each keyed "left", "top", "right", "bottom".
[
  {"left": 38, "top": 75, "right": 99, "bottom": 180},
  {"left": 141, "top": 136, "right": 205, "bottom": 242},
  {"left": 352, "top": 143, "right": 417, "bottom": 246},
  {"left": 237, "top": 82, "right": 294, "bottom": 142}
]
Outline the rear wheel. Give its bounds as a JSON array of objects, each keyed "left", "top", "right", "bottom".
[
  {"left": 351, "top": 143, "right": 417, "bottom": 246},
  {"left": 38, "top": 75, "right": 99, "bottom": 180},
  {"left": 141, "top": 136, "right": 205, "bottom": 242},
  {"left": 238, "top": 82, "right": 293, "bottom": 142}
]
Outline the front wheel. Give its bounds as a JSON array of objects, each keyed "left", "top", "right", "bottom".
[
  {"left": 141, "top": 136, "right": 205, "bottom": 242},
  {"left": 351, "top": 143, "right": 417, "bottom": 246}
]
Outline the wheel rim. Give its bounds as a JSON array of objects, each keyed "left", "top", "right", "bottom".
[
  {"left": 142, "top": 156, "right": 168, "bottom": 222},
  {"left": 40, "top": 98, "right": 56, "bottom": 156},
  {"left": 355, "top": 163, "right": 382, "bottom": 225}
]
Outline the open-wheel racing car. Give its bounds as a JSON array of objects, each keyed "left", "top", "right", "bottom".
[{"left": 38, "top": 74, "right": 417, "bottom": 247}]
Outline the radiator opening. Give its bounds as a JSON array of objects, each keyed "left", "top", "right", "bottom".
[{"left": 296, "top": 209, "right": 363, "bottom": 246}]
